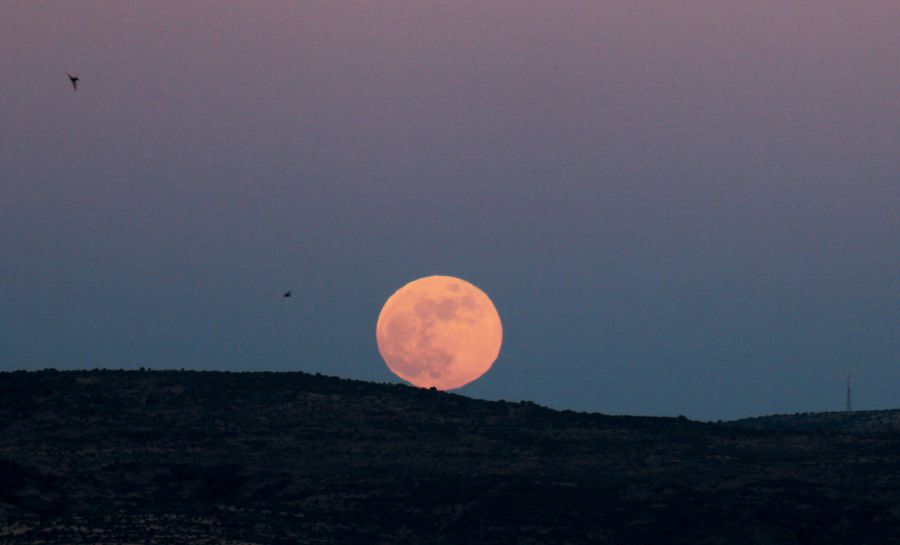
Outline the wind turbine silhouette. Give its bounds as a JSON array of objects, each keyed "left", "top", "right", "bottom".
[{"left": 67, "top": 73, "right": 79, "bottom": 90}]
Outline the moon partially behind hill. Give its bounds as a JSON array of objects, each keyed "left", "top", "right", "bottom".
[{"left": 376, "top": 276, "right": 503, "bottom": 390}]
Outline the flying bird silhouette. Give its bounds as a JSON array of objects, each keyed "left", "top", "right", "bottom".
[
  {"left": 67, "top": 73, "right": 79, "bottom": 90},
  {"left": 283, "top": 291, "right": 292, "bottom": 298}
]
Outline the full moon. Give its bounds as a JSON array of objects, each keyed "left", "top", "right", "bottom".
[{"left": 376, "top": 275, "right": 503, "bottom": 390}]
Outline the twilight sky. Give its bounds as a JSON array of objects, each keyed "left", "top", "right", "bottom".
[{"left": 2, "top": 1, "right": 897, "bottom": 420}]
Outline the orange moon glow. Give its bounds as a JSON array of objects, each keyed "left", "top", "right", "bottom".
[{"left": 376, "top": 276, "right": 503, "bottom": 390}]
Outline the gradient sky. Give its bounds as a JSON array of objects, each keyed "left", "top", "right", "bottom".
[{"left": 2, "top": 1, "right": 897, "bottom": 420}]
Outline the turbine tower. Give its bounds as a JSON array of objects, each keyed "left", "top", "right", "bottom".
[{"left": 844, "top": 373, "right": 853, "bottom": 412}]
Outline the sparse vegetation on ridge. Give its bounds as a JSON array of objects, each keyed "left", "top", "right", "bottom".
[{"left": 0, "top": 370, "right": 898, "bottom": 544}]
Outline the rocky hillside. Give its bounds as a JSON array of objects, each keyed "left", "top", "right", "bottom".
[{"left": 0, "top": 370, "right": 898, "bottom": 544}]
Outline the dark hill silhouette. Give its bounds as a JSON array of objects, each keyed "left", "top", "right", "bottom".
[
  {"left": 0, "top": 370, "right": 898, "bottom": 544},
  {"left": 726, "top": 409, "right": 900, "bottom": 434}
]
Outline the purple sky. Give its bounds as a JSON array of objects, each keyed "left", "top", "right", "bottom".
[{"left": 2, "top": 1, "right": 897, "bottom": 419}]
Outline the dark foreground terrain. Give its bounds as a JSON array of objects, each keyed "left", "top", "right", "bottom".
[{"left": 0, "top": 370, "right": 898, "bottom": 544}]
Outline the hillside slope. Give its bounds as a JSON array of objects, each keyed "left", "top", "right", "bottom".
[
  {"left": 727, "top": 409, "right": 900, "bottom": 434},
  {"left": 0, "top": 370, "right": 898, "bottom": 544}
]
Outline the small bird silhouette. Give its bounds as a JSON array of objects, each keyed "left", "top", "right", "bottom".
[
  {"left": 283, "top": 291, "right": 292, "bottom": 298},
  {"left": 67, "top": 73, "right": 79, "bottom": 90}
]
